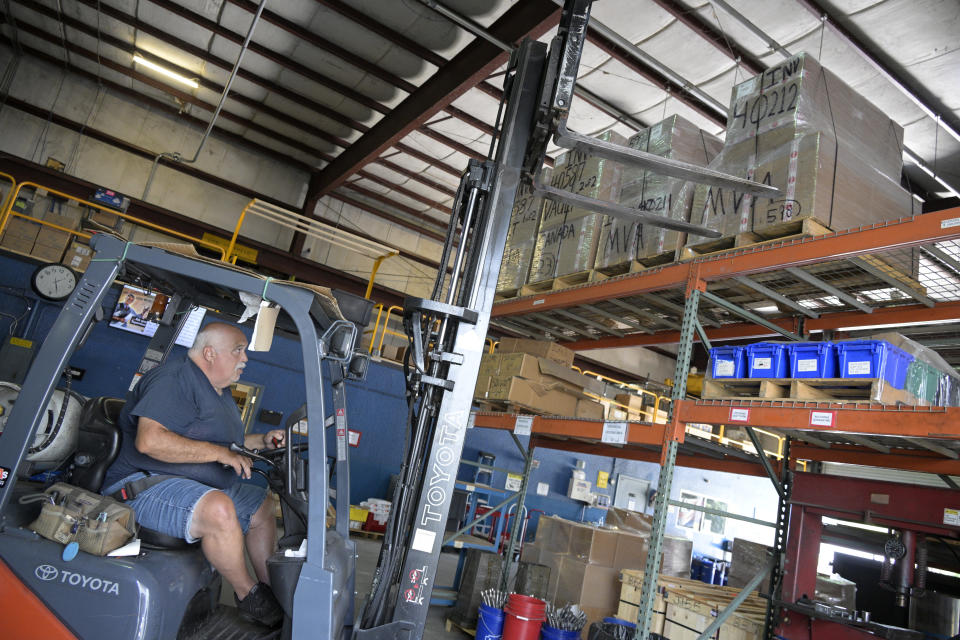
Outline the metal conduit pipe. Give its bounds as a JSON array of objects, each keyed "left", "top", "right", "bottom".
[
  {"left": 418, "top": 0, "right": 513, "bottom": 52},
  {"left": 557, "top": 0, "right": 729, "bottom": 117},
  {"left": 142, "top": 0, "right": 268, "bottom": 200}
]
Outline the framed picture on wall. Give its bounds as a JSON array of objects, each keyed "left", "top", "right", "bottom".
[
  {"left": 701, "top": 497, "right": 728, "bottom": 535},
  {"left": 675, "top": 490, "right": 704, "bottom": 530}
]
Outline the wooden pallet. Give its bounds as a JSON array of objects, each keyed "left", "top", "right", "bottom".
[
  {"left": 680, "top": 217, "right": 832, "bottom": 260},
  {"left": 445, "top": 618, "right": 477, "bottom": 637},
  {"left": 519, "top": 269, "right": 606, "bottom": 296},
  {"left": 350, "top": 529, "right": 384, "bottom": 540},
  {"left": 702, "top": 377, "right": 917, "bottom": 405}
]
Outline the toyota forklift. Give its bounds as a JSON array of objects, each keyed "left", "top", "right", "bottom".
[{"left": 0, "top": 1, "right": 775, "bottom": 638}]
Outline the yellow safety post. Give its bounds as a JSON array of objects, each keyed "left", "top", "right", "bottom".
[
  {"left": 365, "top": 251, "right": 399, "bottom": 299},
  {"left": 367, "top": 304, "right": 385, "bottom": 354},
  {"left": 225, "top": 199, "right": 256, "bottom": 263}
]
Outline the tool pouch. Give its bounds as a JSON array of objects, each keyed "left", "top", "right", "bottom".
[{"left": 28, "top": 483, "right": 136, "bottom": 556}]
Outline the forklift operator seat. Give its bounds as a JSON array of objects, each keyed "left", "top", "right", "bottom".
[{"left": 69, "top": 396, "right": 193, "bottom": 550}]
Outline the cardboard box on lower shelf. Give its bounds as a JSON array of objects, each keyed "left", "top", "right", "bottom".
[
  {"left": 498, "top": 337, "right": 575, "bottom": 367},
  {"left": 483, "top": 376, "right": 578, "bottom": 415}
]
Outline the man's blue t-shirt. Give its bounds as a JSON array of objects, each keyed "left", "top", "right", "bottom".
[{"left": 102, "top": 356, "right": 244, "bottom": 490}]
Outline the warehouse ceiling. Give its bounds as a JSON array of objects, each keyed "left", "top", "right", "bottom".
[{"left": 1, "top": 0, "right": 958, "bottom": 270}]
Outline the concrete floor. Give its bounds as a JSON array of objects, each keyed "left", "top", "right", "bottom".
[{"left": 353, "top": 536, "right": 467, "bottom": 640}]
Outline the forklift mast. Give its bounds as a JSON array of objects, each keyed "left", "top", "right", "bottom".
[{"left": 353, "top": 0, "right": 778, "bottom": 636}]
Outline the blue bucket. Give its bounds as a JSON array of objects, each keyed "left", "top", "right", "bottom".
[
  {"left": 540, "top": 624, "right": 582, "bottom": 640},
  {"left": 478, "top": 603, "right": 506, "bottom": 640}
]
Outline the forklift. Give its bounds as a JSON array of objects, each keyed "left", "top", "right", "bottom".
[{"left": 0, "top": 1, "right": 775, "bottom": 638}]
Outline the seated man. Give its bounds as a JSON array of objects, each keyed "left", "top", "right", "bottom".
[{"left": 102, "top": 322, "right": 285, "bottom": 627}]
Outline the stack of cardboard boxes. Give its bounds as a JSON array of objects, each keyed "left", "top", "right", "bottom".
[
  {"left": 0, "top": 194, "right": 83, "bottom": 263},
  {"left": 595, "top": 116, "right": 723, "bottom": 271},
  {"left": 528, "top": 131, "right": 627, "bottom": 285},
  {"left": 686, "top": 52, "right": 911, "bottom": 247},
  {"left": 496, "top": 170, "right": 550, "bottom": 294},
  {"left": 521, "top": 513, "right": 692, "bottom": 628},
  {"left": 521, "top": 515, "right": 650, "bottom": 626},
  {"left": 474, "top": 338, "right": 606, "bottom": 418}
]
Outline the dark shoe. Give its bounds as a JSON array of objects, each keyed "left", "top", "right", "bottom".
[{"left": 235, "top": 582, "right": 283, "bottom": 628}]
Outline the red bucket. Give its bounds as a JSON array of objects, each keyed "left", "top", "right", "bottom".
[{"left": 502, "top": 594, "right": 546, "bottom": 640}]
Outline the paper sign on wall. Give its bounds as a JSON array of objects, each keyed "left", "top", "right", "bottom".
[
  {"left": 536, "top": 482, "right": 549, "bottom": 496},
  {"left": 505, "top": 473, "right": 522, "bottom": 492}
]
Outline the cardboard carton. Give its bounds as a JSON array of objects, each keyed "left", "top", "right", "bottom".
[
  {"left": 569, "top": 524, "right": 618, "bottom": 565},
  {"left": 498, "top": 172, "right": 549, "bottom": 292},
  {"left": 498, "top": 337, "right": 575, "bottom": 367},
  {"left": 614, "top": 531, "right": 650, "bottom": 570},
  {"left": 575, "top": 398, "right": 605, "bottom": 420},
  {"left": 686, "top": 53, "right": 908, "bottom": 243},
  {"left": 556, "top": 558, "right": 621, "bottom": 610},
  {"left": 0, "top": 217, "right": 41, "bottom": 254},
  {"left": 597, "top": 116, "right": 722, "bottom": 268},
  {"left": 530, "top": 131, "right": 627, "bottom": 282},
  {"left": 62, "top": 241, "right": 93, "bottom": 272},
  {"left": 483, "top": 377, "right": 577, "bottom": 415}
]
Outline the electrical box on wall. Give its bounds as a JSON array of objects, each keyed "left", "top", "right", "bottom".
[
  {"left": 592, "top": 493, "right": 611, "bottom": 508},
  {"left": 568, "top": 468, "right": 593, "bottom": 502}
]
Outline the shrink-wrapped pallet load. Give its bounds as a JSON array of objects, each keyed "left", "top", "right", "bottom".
[
  {"left": 685, "top": 53, "right": 911, "bottom": 249},
  {"left": 496, "top": 169, "right": 551, "bottom": 294},
  {"left": 528, "top": 131, "right": 627, "bottom": 284},
  {"left": 595, "top": 116, "right": 722, "bottom": 271}
]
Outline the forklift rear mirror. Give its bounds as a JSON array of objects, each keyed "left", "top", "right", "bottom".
[{"left": 347, "top": 354, "right": 369, "bottom": 381}]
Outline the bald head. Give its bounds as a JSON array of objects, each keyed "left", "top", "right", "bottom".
[{"left": 189, "top": 322, "right": 249, "bottom": 391}]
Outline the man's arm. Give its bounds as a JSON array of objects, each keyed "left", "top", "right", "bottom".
[
  {"left": 135, "top": 416, "right": 252, "bottom": 478},
  {"left": 243, "top": 429, "right": 286, "bottom": 451}
]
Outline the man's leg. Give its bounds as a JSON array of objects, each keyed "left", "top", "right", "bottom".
[
  {"left": 245, "top": 495, "right": 277, "bottom": 585},
  {"left": 190, "top": 490, "right": 256, "bottom": 599}
]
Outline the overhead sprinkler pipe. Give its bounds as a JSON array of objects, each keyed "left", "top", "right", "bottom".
[{"left": 142, "top": 0, "right": 269, "bottom": 200}]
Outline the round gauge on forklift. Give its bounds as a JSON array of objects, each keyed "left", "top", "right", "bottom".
[{"left": 31, "top": 263, "right": 78, "bottom": 301}]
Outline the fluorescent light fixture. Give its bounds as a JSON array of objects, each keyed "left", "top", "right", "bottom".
[{"left": 132, "top": 54, "right": 199, "bottom": 89}]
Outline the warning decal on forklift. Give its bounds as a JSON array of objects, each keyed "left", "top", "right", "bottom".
[
  {"left": 0, "top": 465, "right": 9, "bottom": 487},
  {"left": 944, "top": 509, "right": 960, "bottom": 526}
]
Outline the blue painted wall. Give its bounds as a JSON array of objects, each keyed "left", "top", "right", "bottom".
[{"left": 2, "top": 251, "right": 777, "bottom": 557}]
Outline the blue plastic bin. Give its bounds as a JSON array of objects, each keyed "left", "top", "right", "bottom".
[
  {"left": 835, "top": 340, "right": 913, "bottom": 389},
  {"left": 709, "top": 346, "right": 745, "bottom": 379},
  {"left": 746, "top": 343, "right": 789, "bottom": 378},
  {"left": 787, "top": 342, "right": 836, "bottom": 378}
]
